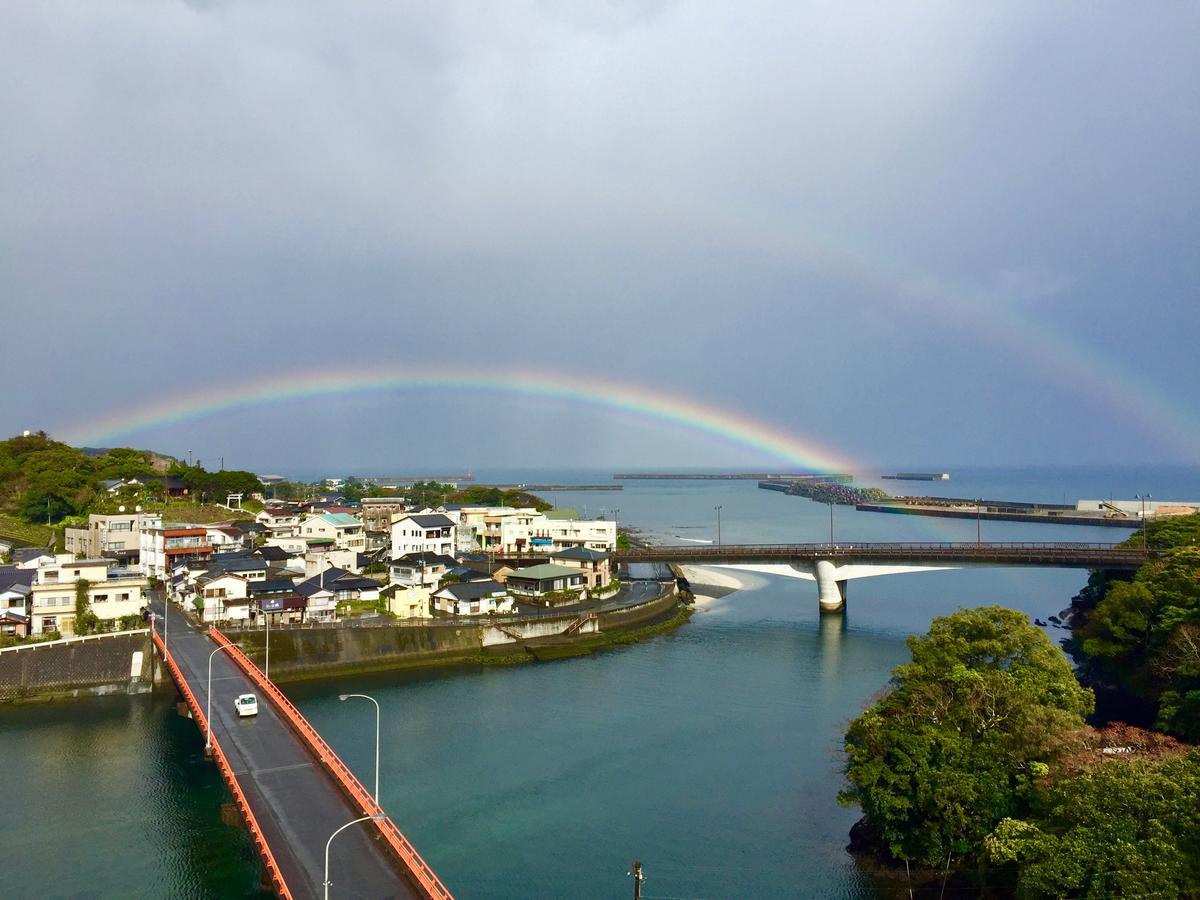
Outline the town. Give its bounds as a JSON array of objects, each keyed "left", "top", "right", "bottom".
[{"left": 1, "top": 472, "right": 622, "bottom": 642}]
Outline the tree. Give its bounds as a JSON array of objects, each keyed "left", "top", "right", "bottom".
[
  {"left": 985, "top": 750, "right": 1200, "bottom": 898},
  {"left": 839, "top": 606, "right": 1093, "bottom": 866},
  {"left": 1076, "top": 547, "right": 1200, "bottom": 738},
  {"left": 74, "top": 578, "right": 99, "bottom": 635}
]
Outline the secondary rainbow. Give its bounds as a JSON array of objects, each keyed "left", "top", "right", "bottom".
[{"left": 61, "top": 364, "right": 858, "bottom": 474}]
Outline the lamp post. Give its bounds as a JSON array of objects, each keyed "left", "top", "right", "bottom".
[
  {"left": 714, "top": 505, "right": 722, "bottom": 546},
  {"left": 976, "top": 498, "right": 982, "bottom": 546},
  {"left": 339, "top": 693, "right": 381, "bottom": 805},
  {"left": 1138, "top": 493, "right": 1152, "bottom": 550},
  {"left": 324, "top": 814, "right": 384, "bottom": 899},
  {"left": 205, "top": 643, "right": 240, "bottom": 751},
  {"left": 828, "top": 502, "right": 834, "bottom": 545}
]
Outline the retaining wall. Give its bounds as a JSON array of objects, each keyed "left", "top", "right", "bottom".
[{"left": 0, "top": 631, "right": 155, "bottom": 702}]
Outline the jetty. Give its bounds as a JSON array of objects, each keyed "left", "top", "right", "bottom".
[
  {"left": 615, "top": 472, "right": 853, "bottom": 482},
  {"left": 881, "top": 472, "right": 950, "bottom": 481}
]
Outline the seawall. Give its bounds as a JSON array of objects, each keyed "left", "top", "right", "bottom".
[
  {"left": 0, "top": 631, "right": 156, "bottom": 703},
  {"left": 225, "top": 591, "right": 686, "bottom": 683}
]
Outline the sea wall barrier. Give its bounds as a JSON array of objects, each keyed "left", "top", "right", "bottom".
[{"left": 0, "top": 630, "right": 154, "bottom": 703}]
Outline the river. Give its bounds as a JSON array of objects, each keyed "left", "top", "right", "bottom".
[{"left": 1, "top": 465, "right": 1196, "bottom": 898}]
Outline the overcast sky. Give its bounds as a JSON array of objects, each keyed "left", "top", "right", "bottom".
[{"left": 2, "top": 2, "right": 1197, "bottom": 473}]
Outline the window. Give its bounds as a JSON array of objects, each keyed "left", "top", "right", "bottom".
[
  {"left": 119, "top": 593, "right": 130, "bottom": 601},
  {"left": 93, "top": 594, "right": 108, "bottom": 602},
  {"left": 43, "top": 616, "right": 56, "bottom": 630}
]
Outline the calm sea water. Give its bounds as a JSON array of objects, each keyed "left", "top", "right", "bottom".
[{"left": 2, "top": 466, "right": 1196, "bottom": 898}]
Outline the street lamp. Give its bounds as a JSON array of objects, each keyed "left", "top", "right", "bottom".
[
  {"left": 205, "top": 643, "right": 240, "bottom": 752},
  {"left": 1138, "top": 493, "right": 1152, "bottom": 550},
  {"left": 714, "top": 505, "right": 722, "bottom": 546},
  {"left": 324, "top": 814, "right": 385, "bottom": 899},
  {"left": 339, "top": 693, "right": 381, "bottom": 805},
  {"left": 976, "top": 498, "right": 983, "bottom": 546},
  {"left": 828, "top": 502, "right": 834, "bottom": 545}
]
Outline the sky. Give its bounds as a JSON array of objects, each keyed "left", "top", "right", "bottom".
[{"left": 2, "top": 2, "right": 1197, "bottom": 474}]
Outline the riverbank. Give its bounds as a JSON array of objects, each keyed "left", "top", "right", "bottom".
[{"left": 223, "top": 589, "right": 690, "bottom": 683}]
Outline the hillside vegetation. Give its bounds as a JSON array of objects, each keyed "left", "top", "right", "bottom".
[{"left": 0, "top": 432, "right": 261, "bottom": 543}]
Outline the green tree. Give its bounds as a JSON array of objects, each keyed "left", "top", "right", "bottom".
[
  {"left": 74, "top": 578, "right": 99, "bottom": 635},
  {"left": 985, "top": 750, "right": 1200, "bottom": 898},
  {"left": 839, "top": 606, "right": 1093, "bottom": 866}
]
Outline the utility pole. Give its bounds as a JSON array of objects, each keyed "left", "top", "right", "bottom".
[
  {"left": 829, "top": 501, "right": 834, "bottom": 544},
  {"left": 630, "top": 861, "right": 644, "bottom": 900},
  {"left": 714, "top": 505, "right": 722, "bottom": 545}
]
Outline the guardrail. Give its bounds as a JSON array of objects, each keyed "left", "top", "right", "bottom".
[
  {"left": 615, "top": 542, "right": 1151, "bottom": 564},
  {"left": 150, "top": 630, "right": 294, "bottom": 899},
  {"left": 0, "top": 628, "right": 149, "bottom": 655},
  {"left": 209, "top": 627, "right": 453, "bottom": 900}
]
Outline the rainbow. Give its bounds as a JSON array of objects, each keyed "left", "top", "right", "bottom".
[{"left": 59, "top": 364, "right": 858, "bottom": 473}]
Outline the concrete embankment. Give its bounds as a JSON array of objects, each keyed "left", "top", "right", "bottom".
[
  {"left": 0, "top": 631, "right": 156, "bottom": 703},
  {"left": 224, "top": 590, "right": 687, "bottom": 682}
]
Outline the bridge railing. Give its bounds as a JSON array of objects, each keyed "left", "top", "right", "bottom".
[
  {"left": 209, "top": 628, "right": 453, "bottom": 900},
  {"left": 615, "top": 541, "right": 1148, "bottom": 560},
  {"left": 150, "top": 630, "right": 294, "bottom": 900}
]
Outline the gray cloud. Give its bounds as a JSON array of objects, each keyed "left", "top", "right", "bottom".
[{"left": 2, "top": 1, "right": 1197, "bottom": 468}]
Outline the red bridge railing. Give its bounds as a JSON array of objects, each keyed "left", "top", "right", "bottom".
[
  {"left": 151, "top": 630, "right": 294, "bottom": 899},
  {"left": 209, "top": 627, "right": 453, "bottom": 900}
]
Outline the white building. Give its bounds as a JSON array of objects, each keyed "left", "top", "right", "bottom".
[
  {"left": 496, "top": 513, "right": 616, "bottom": 555},
  {"left": 29, "top": 555, "right": 148, "bottom": 635},
  {"left": 432, "top": 580, "right": 514, "bottom": 616},
  {"left": 195, "top": 573, "right": 252, "bottom": 624},
  {"left": 390, "top": 513, "right": 456, "bottom": 558},
  {"left": 300, "top": 512, "right": 366, "bottom": 552},
  {"left": 256, "top": 507, "right": 301, "bottom": 538}
]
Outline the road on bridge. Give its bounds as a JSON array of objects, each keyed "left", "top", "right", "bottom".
[{"left": 151, "top": 598, "right": 425, "bottom": 899}]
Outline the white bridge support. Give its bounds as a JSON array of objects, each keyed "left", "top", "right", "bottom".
[
  {"left": 814, "top": 560, "right": 847, "bottom": 613},
  {"left": 703, "top": 561, "right": 961, "bottom": 613}
]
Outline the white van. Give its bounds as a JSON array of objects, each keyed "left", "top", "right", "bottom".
[{"left": 235, "top": 693, "right": 259, "bottom": 717}]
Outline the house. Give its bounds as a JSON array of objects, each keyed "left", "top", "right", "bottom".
[
  {"left": 29, "top": 555, "right": 148, "bottom": 635},
  {"left": 1, "top": 609, "right": 29, "bottom": 638},
  {"left": 139, "top": 519, "right": 212, "bottom": 578},
  {"left": 304, "top": 547, "right": 358, "bottom": 577},
  {"left": 432, "top": 580, "right": 514, "bottom": 617},
  {"left": 550, "top": 547, "right": 613, "bottom": 591},
  {"left": 194, "top": 573, "right": 252, "bottom": 624},
  {"left": 389, "top": 552, "right": 459, "bottom": 589},
  {"left": 390, "top": 513, "right": 456, "bottom": 558},
  {"left": 256, "top": 506, "right": 301, "bottom": 538},
  {"left": 63, "top": 512, "right": 144, "bottom": 567},
  {"left": 0, "top": 567, "right": 34, "bottom": 622},
  {"left": 296, "top": 567, "right": 381, "bottom": 622},
  {"left": 256, "top": 593, "right": 307, "bottom": 625},
  {"left": 206, "top": 524, "right": 247, "bottom": 554},
  {"left": 11, "top": 547, "right": 56, "bottom": 570},
  {"left": 300, "top": 512, "right": 366, "bottom": 552},
  {"left": 379, "top": 583, "right": 430, "bottom": 619},
  {"left": 505, "top": 564, "right": 588, "bottom": 605}
]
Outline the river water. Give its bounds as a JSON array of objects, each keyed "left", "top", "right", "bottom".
[{"left": 1, "top": 466, "right": 1196, "bottom": 898}]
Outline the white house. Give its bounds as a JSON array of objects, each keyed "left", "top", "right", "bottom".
[
  {"left": 497, "top": 513, "right": 616, "bottom": 555},
  {"left": 432, "top": 580, "right": 514, "bottom": 616},
  {"left": 28, "top": 555, "right": 148, "bottom": 635},
  {"left": 256, "top": 506, "right": 301, "bottom": 538},
  {"left": 389, "top": 553, "right": 458, "bottom": 589},
  {"left": 390, "top": 513, "right": 456, "bottom": 558},
  {"left": 300, "top": 512, "right": 366, "bottom": 552},
  {"left": 195, "top": 573, "right": 252, "bottom": 624}
]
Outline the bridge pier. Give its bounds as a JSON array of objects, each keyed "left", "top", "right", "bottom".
[{"left": 814, "top": 560, "right": 847, "bottom": 613}]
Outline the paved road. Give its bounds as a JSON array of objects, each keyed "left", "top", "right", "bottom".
[{"left": 152, "top": 599, "right": 420, "bottom": 899}]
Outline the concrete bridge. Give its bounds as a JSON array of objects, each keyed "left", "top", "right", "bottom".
[
  {"left": 614, "top": 542, "right": 1149, "bottom": 611},
  {"left": 151, "top": 605, "right": 452, "bottom": 899}
]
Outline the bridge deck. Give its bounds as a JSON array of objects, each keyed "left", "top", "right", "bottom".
[
  {"left": 615, "top": 541, "right": 1149, "bottom": 569},
  {"left": 153, "top": 604, "right": 432, "bottom": 899}
]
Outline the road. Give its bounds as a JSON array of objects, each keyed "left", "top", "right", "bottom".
[{"left": 152, "top": 598, "right": 420, "bottom": 899}]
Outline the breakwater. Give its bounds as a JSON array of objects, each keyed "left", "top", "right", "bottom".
[
  {"left": 617, "top": 472, "right": 853, "bottom": 481},
  {"left": 856, "top": 503, "right": 1139, "bottom": 528},
  {"left": 759, "top": 479, "right": 886, "bottom": 505}
]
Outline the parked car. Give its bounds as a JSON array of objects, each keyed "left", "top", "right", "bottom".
[{"left": 235, "top": 693, "right": 258, "bottom": 717}]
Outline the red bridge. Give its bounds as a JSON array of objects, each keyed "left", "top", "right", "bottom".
[{"left": 152, "top": 604, "right": 451, "bottom": 899}]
